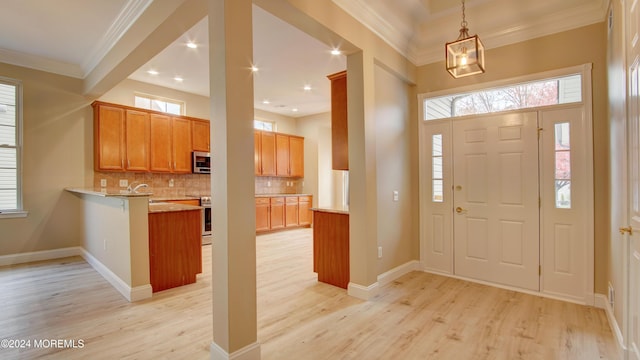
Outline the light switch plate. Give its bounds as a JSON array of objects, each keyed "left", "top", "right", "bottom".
[
  {"left": 119, "top": 179, "right": 128, "bottom": 187},
  {"left": 393, "top": 190, "right": 399, "bottom": 202}
]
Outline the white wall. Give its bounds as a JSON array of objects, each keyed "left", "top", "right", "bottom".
[{"left": 296, "top": 112, "right": 333, "bottom": 207}]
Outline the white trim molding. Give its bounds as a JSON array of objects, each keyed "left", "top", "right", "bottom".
[
  {"left": 348, "top": 281, "right": 379, "bottom": 300},
  {"left": 210, "top": 341, "right": 261, "bottom": 360},
  {"left": 377, "top": 260, "right": 421, "bottom": 286},
  {"left": 79, "top": 248, "right": 152, "bottom": 302},
  {"left": 596, "top": 293, "right": 627, "bottom": 356},
  {"left": 0, "top": 246, "right": 81, "bottom": 267}
]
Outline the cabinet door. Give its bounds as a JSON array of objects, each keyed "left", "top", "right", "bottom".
[
  {"left": 276, "top": 134, "right": 290, "bottom": 176},
  {"left": 289, "top": 136, "right": 304, "bottom": 177},
  {"left": 255, "top": 198, "right": 270, "bottom": 232},
  {"left": 94, "top": 104, "right": 125, "bottom": 171},
  {"left": 172, "top": 117, "right": 192, "bottom": 173},
  {"left": 270, "top": 197, "right": 285, "bottom": 229},
  {"left": 260, "top": 132, "right": 277, "bottom": 176},
  {"left": 298, "top": 196, "right": 312, "bottom": 226},
  {"left": 125, "top": 109, "right": 150, "bottom": 172},
  {"left": 285, "top": 197, "right": 299, "bottom": 227},
  {"left": 328, "top": 71, "right": 349, "bottom": 170},
  {"left": 150, "top": 113, "right": 172, "bottom": 172},
  {"left": 191, "top": 119, "right": 210, "bottom": 152}
]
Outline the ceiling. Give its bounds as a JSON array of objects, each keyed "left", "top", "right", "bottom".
[{"left": 0, "top": 0, "right": 608, "bottom": 118}]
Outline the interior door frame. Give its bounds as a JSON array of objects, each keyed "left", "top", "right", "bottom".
[{"left": 418, "top": 64, "right": 594, "bottom": 305}]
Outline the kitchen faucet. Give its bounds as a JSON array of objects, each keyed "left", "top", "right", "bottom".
[{"left": 127, "top": 182, "right": 149, "bottom": 193}]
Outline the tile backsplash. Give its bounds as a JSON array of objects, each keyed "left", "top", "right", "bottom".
[
  {"left": 94, "top": 172, "right": 303, "bottom": 197},
  {"left": 255, "top": 177, "right": 303, "bottom": 194},
  {"left": 94, "top": 172, "right": 210, "bottom": 198}
]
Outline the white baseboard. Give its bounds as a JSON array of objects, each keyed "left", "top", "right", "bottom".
[
  {"left": 348, "top": 281, "right": 379, "bottom": 300},
  {"left": 0, "top": 247, "right": 82, "bottom": 267},
  {"left": 79, "top": 248, "right": 152, "bottom": 302},
  {"left": 377, "top": 260, "right": 421, "bottom": 286},
  {"left": 210, "top": 341, "right": 261, "bottom": 360},
  {"left": 596, "top": 293, "right": 627, "bottom": 356}
]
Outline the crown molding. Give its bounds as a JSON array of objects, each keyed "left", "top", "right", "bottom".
[
  {"left": 332, "top": 0, "right": 414, "bottom": 62},
  {"left": 81, "top": 0, "right": 153, "bottom": 76}
]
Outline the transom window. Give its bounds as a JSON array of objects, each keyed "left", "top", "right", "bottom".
[
  {"left": 134, "top": 94, "right": 184, "bottom": 115},
  {"left": 254, "top": 120, "right": 275, "bottom": 131},
  {"left": 424, "top": 74, "right": 582, "bottom": 120}
]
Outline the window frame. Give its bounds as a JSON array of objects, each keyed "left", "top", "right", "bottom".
[
  {"left": 0, "top": 76, "right": 26, "bottom": 218},
  {"left": 254, "top": 119, "right": 276, "bottom": 131},
  {"left": 134, "top": 93, "right": 185, "bottom": 115}
]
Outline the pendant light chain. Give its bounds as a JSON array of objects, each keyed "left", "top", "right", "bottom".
[{"left": 461, "top": 0, "right": 467, "bottom": 29}]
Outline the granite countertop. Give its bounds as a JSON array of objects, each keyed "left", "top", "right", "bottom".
[
  {"left": 148, "top": 202, "right": 202, "bottom": 213},
  {"left": 311, "top": 206, "right": 349, "bottom": 215},
  {"left": 255, "top": 193, "right": 312, "bottom": 198},
  {"left": 149, "top": 196, "right": 201, "bottom": 202},
  {"left": 65, "top": 187, "right": 153, "bottom": 197}
]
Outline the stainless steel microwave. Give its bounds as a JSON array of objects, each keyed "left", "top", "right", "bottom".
[{"left": 192, "top": 151, "right": 210, "bottom": 174}]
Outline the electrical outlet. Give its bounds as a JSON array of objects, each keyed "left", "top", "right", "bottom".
[
  {"left": 100, "top": 179, "right": 107, "bottom": 187},
  {"left": 119, "top": 179, "right": 128, "bottom": 187},
  {"left": 393, "top": 190, "right": 399, "bottom": 202},
  {"left": 169, "top": 179, "right": 174, "bottom": 187},
  {"left": 378, "top": 246, "right": 383, "bottom": 259},
  {"left": 103, "top": 239, "right": 107, "bottom": 251},
  {"left": 267, "top": 181, "right": 271, "bottom": 187}
]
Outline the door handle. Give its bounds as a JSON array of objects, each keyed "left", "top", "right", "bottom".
[
  {"left": 455, "top": 207, "right": 466, "bottom": 214},
  {"left": 620, "top": 226, "right": 634, "bottom": 235}
]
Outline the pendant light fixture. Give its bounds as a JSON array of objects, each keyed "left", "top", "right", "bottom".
[{"left": 445, "top": 0, "right": 485, "bottom": 78}]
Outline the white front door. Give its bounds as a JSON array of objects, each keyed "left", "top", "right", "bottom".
[
  {"left": 626, "top": 58, "right": 640, "bottom": 360},
  {"left": 452, "top": 112, "right": 540, "bottom": 291}
]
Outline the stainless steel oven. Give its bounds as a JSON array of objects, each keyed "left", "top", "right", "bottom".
[
  {"left": 193, "top": 151, "right": 211, "bottom": 174},
  {"left": 200, "top": 196, "right": 212, "bottom": 245}
]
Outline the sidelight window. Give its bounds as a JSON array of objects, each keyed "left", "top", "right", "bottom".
[
  {"left": 554, "top": 122, "right": 571, "bottom": 208},
  {"left": 432, "top": 134, "right": 444, "bottom": 202},
  {"left": 134, "top": 94, "right": 183, "bottom": 115}
]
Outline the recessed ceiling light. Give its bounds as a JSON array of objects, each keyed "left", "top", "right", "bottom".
[
  {"left": 262, "top": 99, "right": 270, "bottom": 104},
  {"left": 331, "top": 48, "right": 341, "bottom": 55},
  {"left": 303, "top": 84, "right": 312, "bottom": 91},
  {"left": 174, "top": 77, "right": 184, "bottom": 82},
  {"left": 187, "top": 41, "right": 197, "bottom": 49},
  {"left": 147, "top": 70, "right": 159, "bottom": 75},
  {"left": 292, "top": 108, "right": 299, "bottom": 112},
  {"left": 251, "top": 66, "right": 259, "bottom": 72}
]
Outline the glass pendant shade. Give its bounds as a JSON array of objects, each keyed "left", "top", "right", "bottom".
[{"left": 446, "top": 34, "right": 485, "bottom": 78}]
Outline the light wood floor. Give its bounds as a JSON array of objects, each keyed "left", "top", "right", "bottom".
[{"left": 0, "top": 228, "right": 621, "bottom": 359}]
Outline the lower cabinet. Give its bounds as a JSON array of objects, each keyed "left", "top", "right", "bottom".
[
  {"left": 148, "top": 209, "right": 202, "bottom": 292},
  {"left": 256, "top": 195, "right": 312, "bottom": 233}
]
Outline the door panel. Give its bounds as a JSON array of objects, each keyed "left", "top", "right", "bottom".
[
  {"left": 628, "top": 57, "right": 640, "bottom": 360},
  {"left": 453, "top": 112, "right": 539, "bottom": 291}
]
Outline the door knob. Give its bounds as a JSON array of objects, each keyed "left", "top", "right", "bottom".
[
  {"left": 620, "top": 226, "right": 634, "bottom": 235},
  {"left": 455, "top": 207, "right": 466, "bottom": 214}
]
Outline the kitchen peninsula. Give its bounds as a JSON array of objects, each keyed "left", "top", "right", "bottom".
[
  {"left": 65, "top": 188, "right": 202, "bottom": 301},
  {"left": 311, "top": 206, "right": 349, "bottom": 289}
]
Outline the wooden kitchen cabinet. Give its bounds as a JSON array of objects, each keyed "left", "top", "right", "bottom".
[
  {"left": 328, "top": 70, "right": 348, "bottom": 170},
  {"left": 255, "top": 195, "right": 312, "bottom": 233},
  {"left": 285, "top": 196, "right": 299, "bottom": 227},
  {"left": 255, "top": 130, "right": 276, "bottom": 176},
  {"left": 298, "top": 196, "right": 312, "bottom": 226},
  {"left": 275, "top": 133, "right": 304, "bottom": 178},
  {"left": 255, "top": 197, "right": 271, "bottom": 232},
  {"left": 148, "top": 209, "right": 202, "bottom": 292},
  {"left": 270, "top": 197, "right": 285, "bottom": 230},
  {"left": 150, "top": 114, "right": 192, "bottom": 173},
  {"left": 124, "top": 109, "right": 150, "bottom": 172},
  {"left": 94, "top": 103, "right": 126, "bottom": 171},
  {"left": 313, "top": 209, "right": 349, "bottom": 289},
  {"left": 191, "top": 119, "right": 210, "bottom": 152}
]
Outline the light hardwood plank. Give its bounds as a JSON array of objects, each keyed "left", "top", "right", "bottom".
[{"left": 0, "top": 228, "right": 621, "bottom": 359}]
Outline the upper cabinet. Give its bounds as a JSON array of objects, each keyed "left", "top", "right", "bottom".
[
  {"left": 327, "top": 71, "right": 348, "bottom": 170},
  {"left": 276, "top": 133, "right": 304, "bottom": 178},
  {"left": 191, "top": 119, "right": 210, "bottom": 152},
  {"left": 255, "top": 130, "right": 276, "bottom": 176},
  {"left": 92, "top": 101, "right": 205, "bottom": 173}
]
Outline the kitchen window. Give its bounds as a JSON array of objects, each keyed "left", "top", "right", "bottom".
[
  {"left": 254, "top": 120, "right": 275, "bottom": 131},
  {"left": 134, "top": 94, "right": 183, "bottom": 115},
  {"left": 0, "top": 77, "right": 25, "bottom": 217}
]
